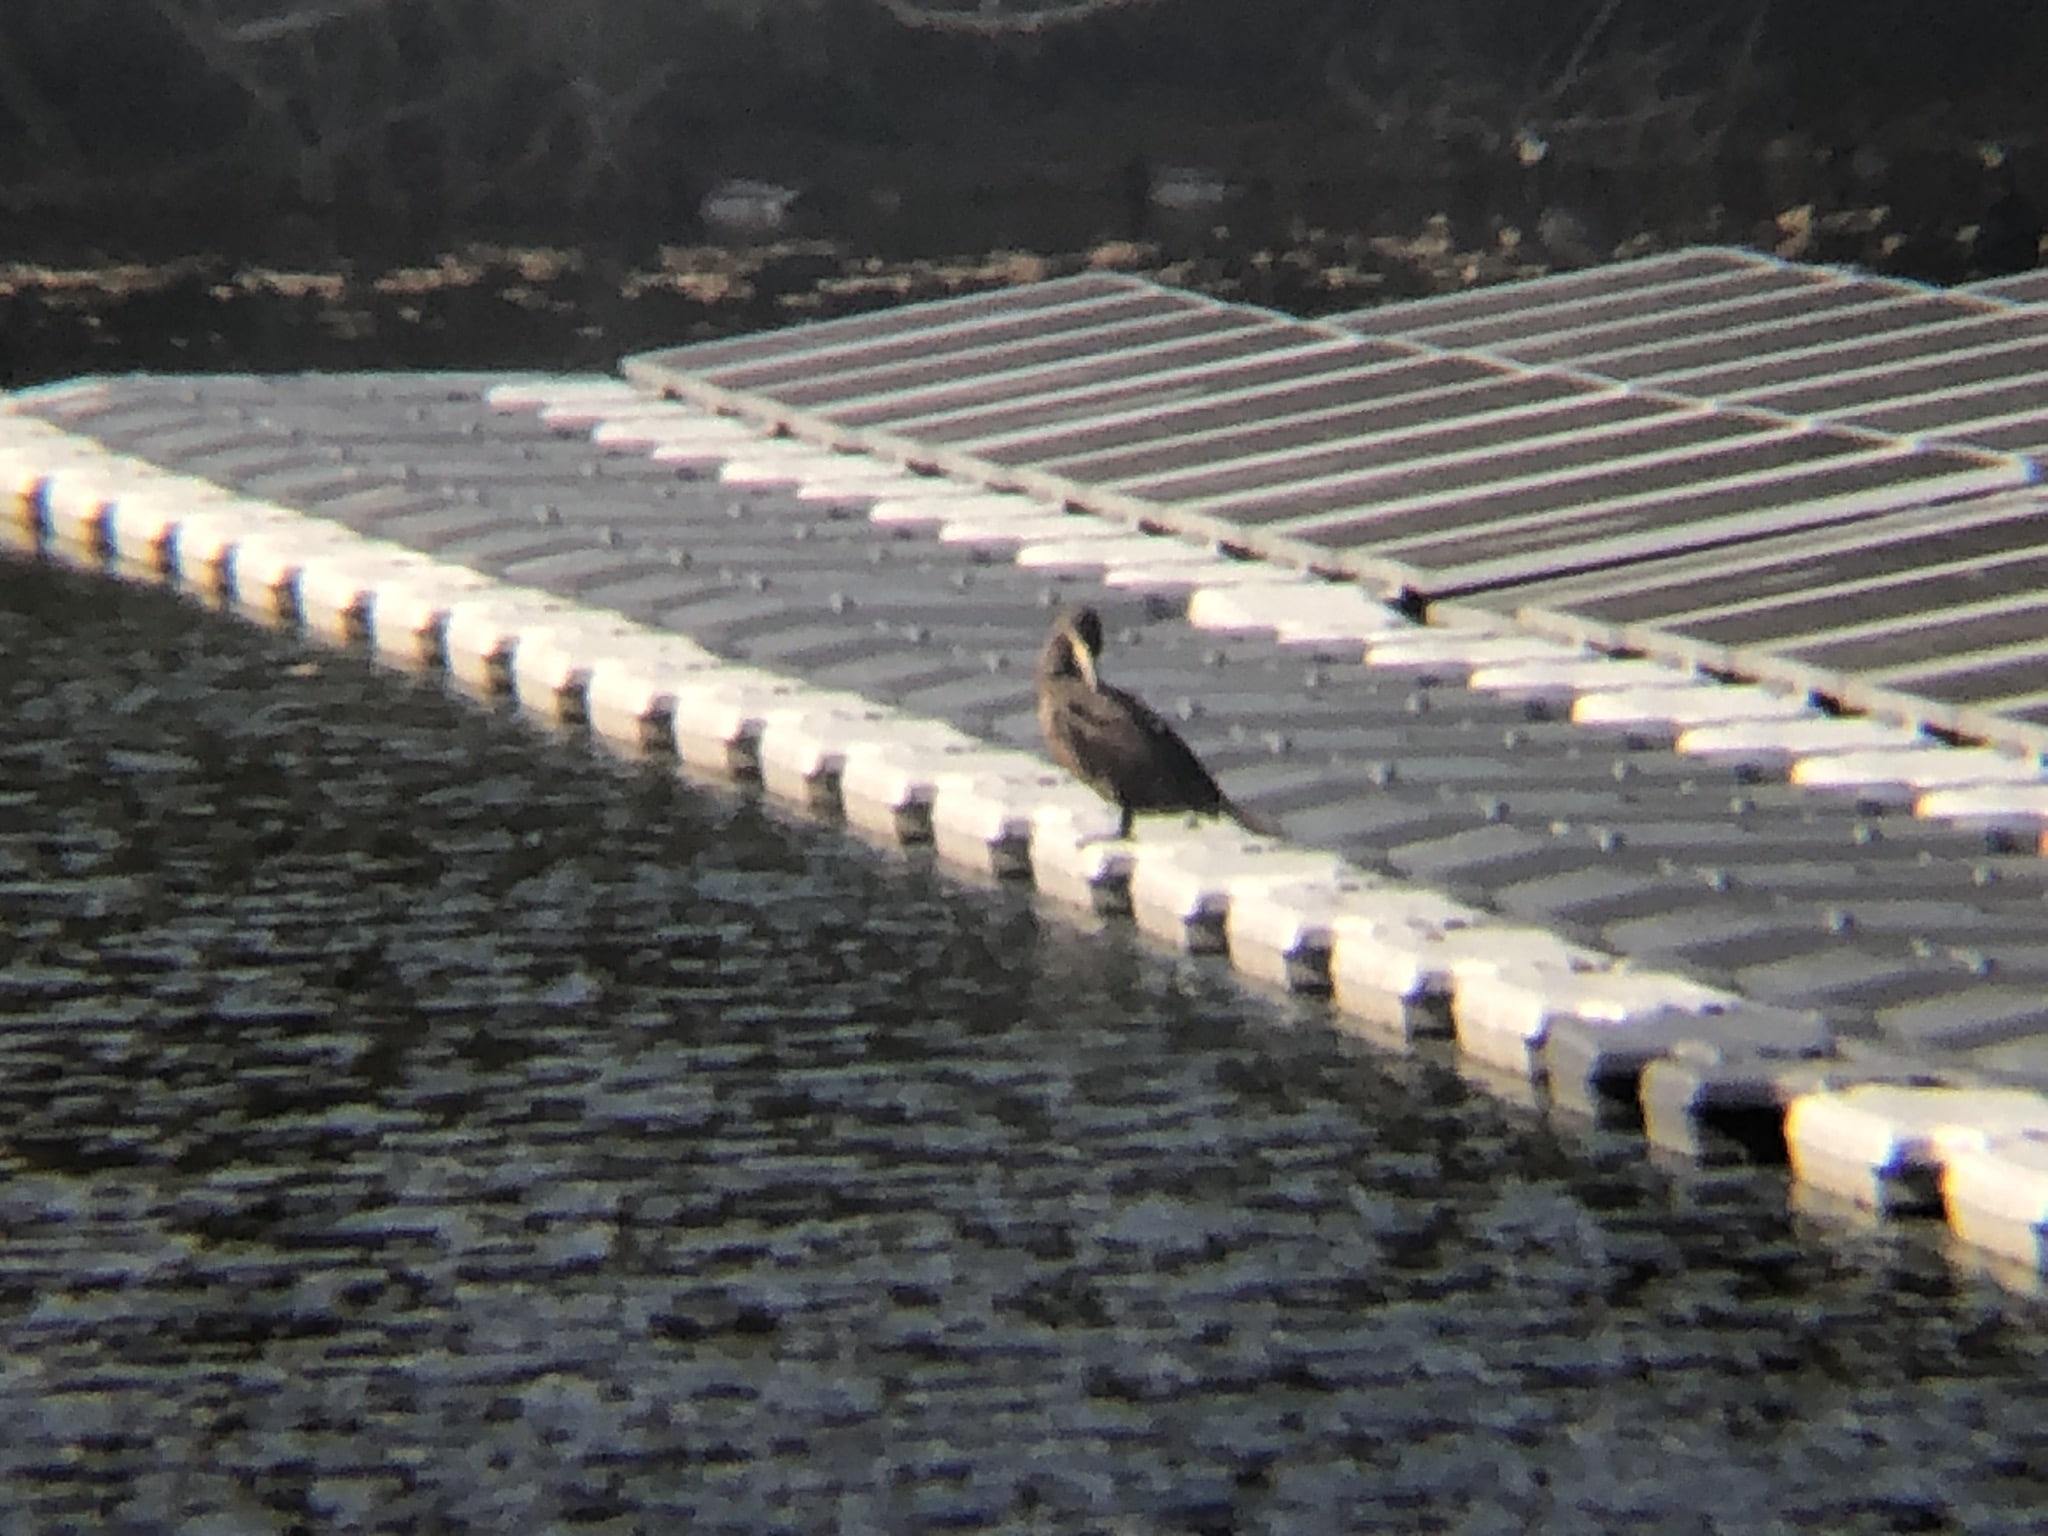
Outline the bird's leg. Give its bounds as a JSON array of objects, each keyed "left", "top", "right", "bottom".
[{"left": 1071, "top": 806, "right": 1135, "bottom": 850}]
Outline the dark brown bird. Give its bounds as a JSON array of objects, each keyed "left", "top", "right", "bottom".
[{"left": 1036, "top": 607, "right": 1270, "bottom": 840}]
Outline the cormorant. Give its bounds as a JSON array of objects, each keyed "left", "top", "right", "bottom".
[{"left": 1036, "top": 607, "right": 1268, "bottom": 840}]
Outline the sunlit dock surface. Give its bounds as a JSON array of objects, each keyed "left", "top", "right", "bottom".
[{"left": 9, "top": 244, "right": 2048, "bottom": 1282}]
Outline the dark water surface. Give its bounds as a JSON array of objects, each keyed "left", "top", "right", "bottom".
[{"left": 6, "top": 557, "right": 2048, "bottom": 1532}]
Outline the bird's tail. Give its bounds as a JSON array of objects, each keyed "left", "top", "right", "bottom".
[{"left": 1222, "top": 797, "right": 1283, "bottom": 839}]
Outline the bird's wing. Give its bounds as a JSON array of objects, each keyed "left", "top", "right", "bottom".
[{"left": 1053, "top": 682, "right": 1227, "bottom": 813}]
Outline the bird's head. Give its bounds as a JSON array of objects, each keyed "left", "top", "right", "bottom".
[
  {"left": 1066, "top": 606, "right": 1104, "bottom": 659},
  {"left": 1047, "top": 607, "right": 1106, "bottom": 688}
]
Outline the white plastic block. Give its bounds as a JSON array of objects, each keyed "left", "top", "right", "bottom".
[
  {"left": 1333, "top": 911, "right": 1470, "bottom": 1034},
  {"left": 1466, "top": 656, "right": 1689, "bottom": 706},
  {"left": 1638, "top": 1045, "right": 1843, "bottom": 1158},
  {"left": 1097, "top": 557, "right": 1253, "bottom": 593},
  {"left": 1674, "top": 715, "right": 1926, "bottom": 770},
  {"left": 96, "top": 476, "right": 231, "bottom": 572},
  {"left": 1187, "top": 581, "right": 1411, "bottom": 642},
  {"left": 531, "top": 385, "right": 651, "bottom": 426},
  {"left": 1015, "top": 535, "right": 1214, "bottom": 575},
  {"left": 839, "top": 737, "right": 950, "bottom": 835},
  {"left": 755, "top": 696, "right": 905, "bottom": 805},
  {"left": 858, "top": 499, "right": 946, "bottom": 529},
  {"left": 1785, "top": 1084, "right": 2048, "bottom": 1212},
  {"left": 868, "top": 491, "right": 1036, "bottom": 527},
  {"left": 0, "top": 439, "right": 58, "bottom": 511},
  {"left": 1028, "top": 799, "right": 1135, "bottom": 910},
  {"left": 759, "top": 707, "right": 875, "bottom": 805},
  {"left": 1546, "top": 1000, "right": 1832, "bottom": 1113},
  {"left": 294, "top": 541, "right": 446, "bottom": 645},
  {"left": 1572, "top": 682, "right": 1816, "bottom": 734},
  {"left": 795, "top": 466, "right": 928, "bottom": 502},
  {"left": 1127, "top": 830, "right": 1354, "bottom": 954},
  {"left": 839, "top": 732, "right": 1000, "bottom": 843},
  {"left": 441, "top": 587, "right": 590, "bottom": 695},
  {"left": 717, "top": 445, "right": 851, "bottom": 488},
  {"left": 927, "top": 757, "right": 1087, "bottom": 877},
  {"left": 668, "top": 668, "right": 813, "bottom": 775},
  {"left": 485, "top": 376, "right": 635, "bottom": 412},
  {"left": 1274, "top": 611, "right": 1414, "bottom": 645},
  {"left": 1331, "top": 915, "right": 1601, "bottom": 1040},
  {"left": 160, "top": 496, "right": 294, "bottom": 564},
  {"left": 38, "top": 454, "right": 164, "bottom": 554},
  {"left": 226, "top": 517, "right": 376, "bottom": 623},
  {"left": 0, "top": 430, "right": 104, "bottom": 509},
  {"left": 159, "top": 500, "right": 254, "bottom": 582},
  {"left": 1915, "top": 783, "right": 2048, "bottom": 835},
  {"left": 609, "top": 421, "right": 744, "bottom": 456},
  {"left": 590, "top": 409, "right": 756, "bottom": 450},
  {"left": 1222, "top": 873, "right": 1398, "bottom": 991},
  {"left": 757, "top": 698, "right": 975, "bottom": 811},
  {"left": 578, "top": 635, "right": 723, "bottom": 750},
  {"left": 509, "top": 614, "right": 672, "bottom": 721},
  {"left": 165, "top": 500, "right": 308, "bottom": 594},
  {"left": 1362, "top": 631, "right": 1586, "bottom": 676},
  {"left": 360, "top": 563, "right": 500, "bottom": 668},
  {"left": 1173, "top": 566, "right": 1314, "bottom": 597},
  {"left": 1791, "top": 747, "right": 2046, "bottom": 807},
  {"left": 1333, "top": 880, "right": 1486, "bottom": 927},
  {"left": 937, "top": 512, "right": 1125, "bottom": 549},
  {"left": 1453, "top": 965, "right": 1742, "bottom": 1079},
  {"left": 1945, "top": 1133, "right": 2048, "bottom": 1269},
  {"left": 647, "top": 440, "right": 753, "bottom": 472}
]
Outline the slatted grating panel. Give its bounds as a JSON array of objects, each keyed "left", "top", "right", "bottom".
[
  {"left": 629, "top": 252, "right": 2044, "bottom": 753},
  {"left": 1338, "top": 246, "right": 2048, "bottom": 467},
  {"left": 1468, "top": 490, "right": 2048, "bottom": 742}
]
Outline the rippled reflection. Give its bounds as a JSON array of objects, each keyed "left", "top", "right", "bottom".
[{"left": 2, "top": 553, "right": 2046, "bottom": 1533}]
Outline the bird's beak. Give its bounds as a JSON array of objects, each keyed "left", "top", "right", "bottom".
[{"left": 1063, "top": 621, "right": 1101, "bottom": 690}]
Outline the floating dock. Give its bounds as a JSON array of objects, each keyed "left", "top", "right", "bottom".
[{"left": 8, "top": 244, "right": 2048, "bottom": 1277}]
